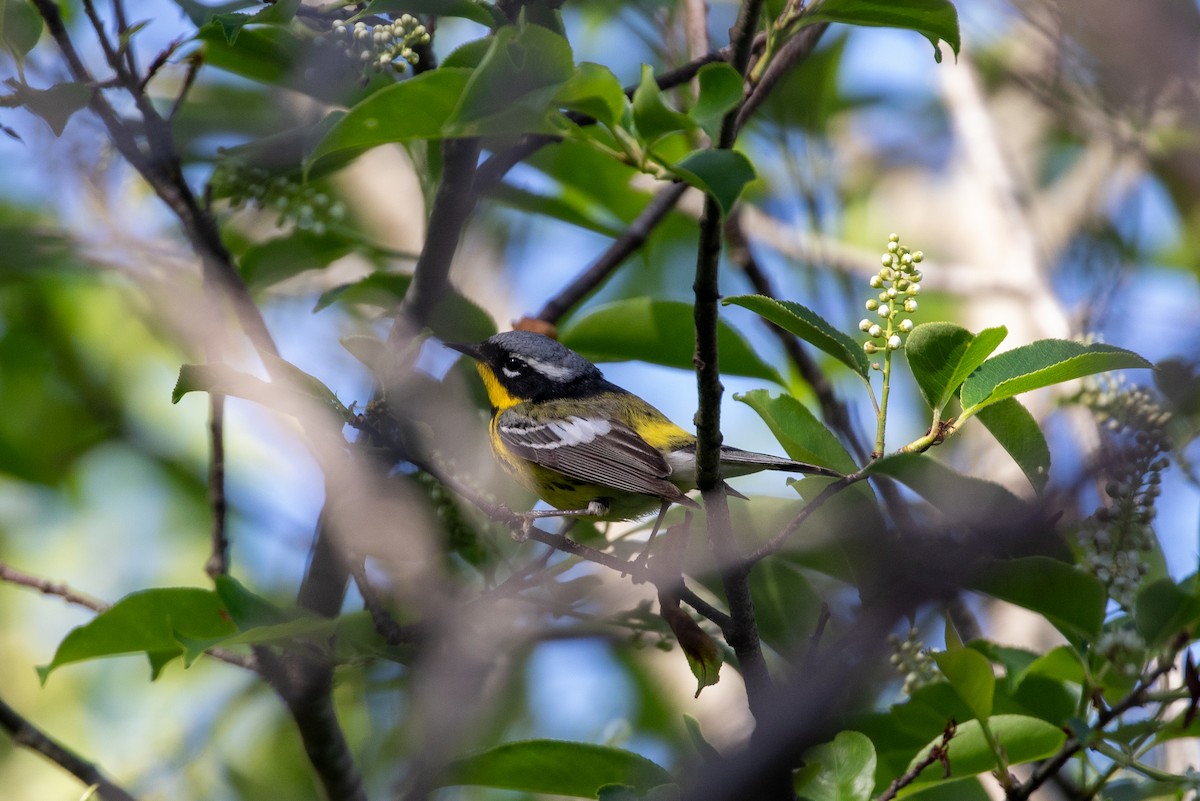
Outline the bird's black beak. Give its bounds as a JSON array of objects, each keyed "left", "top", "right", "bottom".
[{"left": 444, "top": 341, "right": 483, "bottom": 360}]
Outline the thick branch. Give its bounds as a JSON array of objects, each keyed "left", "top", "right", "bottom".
[{"left": 0, "top": 696, "right": 138, "bottom": 801}]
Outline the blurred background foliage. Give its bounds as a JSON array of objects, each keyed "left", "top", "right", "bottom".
[{"left": 0, "top": 0, "right": 1198, "bottom": 799}]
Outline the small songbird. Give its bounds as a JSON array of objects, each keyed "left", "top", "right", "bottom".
[{"left": 446, "top": 331, "right": 840, "bottom": 541}]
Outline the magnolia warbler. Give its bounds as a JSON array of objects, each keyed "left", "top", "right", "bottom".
[{"left": 446, "top": 331, "right": 839, "bottom": 541}]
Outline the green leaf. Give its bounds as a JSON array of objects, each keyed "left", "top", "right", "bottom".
[
  {"left": 4, "top": 80, "right": 91, "bottom": 137},
  {"left": 305, "top": 68, "right": 472, "bottom": 172},
  {"left": 560, "top": 298, "right": 785, "bottom": 385},
  {"left": 631, "top": 64, "right": 695, "bottom": 146},
  {"left": 555, "top": 62, "right": 626, "bottom": 127},
  {"left": 1134, "top": 579, "right": 1200, "bottom": 649},
  {"left": 213, "top": 575, "right": 290, "bottom": 629},
  {"left": 722, "top": 295, "right": 869, "bottom": 378},
  {"left": 970, "top": 556, "right": 1106, "bottom": 643},
  {"left": 960, "top": 340, "right": 1152, "bottom": 411},
  {"left": 794, "top": 731, "right": 876, "bottom": 801},
  {"left": 362, "top": 0, "right": 503, "bottom": 28},
  {"left": 444, "top": 23, "right": 575, "bottom": 136},
  {"left": 933, "top": 649, "right": 994, "bottom": 721},
  {"left": 905, "top": 323, "right": 1006, "bottom": 412},
  {"left": 38, "top": 588, "right": 236, "bottom": 682},
  {"left": 906, "top": 715, "right": 1065, "bottom": 782},
  {"left": 669, "top": 149, "right": 756, "bottom": 216},
  {"left": 239, "top": 231, "right": 358, "bottom": 288},
  {"left": 314, "top": 272, "right": 412, "bottom": 312},
  {"left": 1, "top": 0, "right": 43, "bottom": 61},
  {"left": 800, "top": 0, "right": 960, "bottom": 63},
  {"left": 974, "top": 398, "right": 1050, "bottom": 495},
  {"left": 736, "top": 390, "right": 856, "bottom": 474},
  {"left": 1014, "top": 645, "right": 1085, "bottom": 689},
  {"left": 690, "top": 62, "right": 743, "bottom": 140},
  {"left": 442, "top": 740, "right": 673, "bottom": 796},
  {"left": 864, "top": 453, "right": 1025, "bottom": 526},
  {"left": 750, "top": 557, "right": 823, "bottom": 653}
]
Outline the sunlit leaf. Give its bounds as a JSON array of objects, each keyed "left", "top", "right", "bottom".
[
  {"left": 632, "top": 64, "right": 695, "bottom": 146},
  {"left": 362, "top": 0, "right": 503, "bottom": 27},
  {"left": 905, "top": 323, "right": 1006, "bottom": 412},
  {"left": 690, "top": 62, "right": 743, "bottom": 139},
  {"left": 38, "top": 588, "right": 235, "bottom": 682},
  {"left": 906, "top": 716, "right": 1064, "bottom": 783},
  {"left": 933, "top": 648, "right": 994, "bottom": 721},
  {"left": 800, "top": 0, "right": 960, "bottom": 63},
  {"left": 722, "top": 295, "right": 870, "bottom": 377},
  {"left": 960, "top": 340, "right": 1152, "bottom": 411},
  {"left": 555, "top": 62, "right": 626, "bottom": 127},
  {"left": 736, "top": 389, "right": 855, "bottom": 473}
]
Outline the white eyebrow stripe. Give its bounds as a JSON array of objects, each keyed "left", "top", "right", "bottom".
[{"left": 522, "top": 355, "right": 575, "bottom": 380}]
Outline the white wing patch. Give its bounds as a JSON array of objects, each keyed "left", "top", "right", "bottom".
[{"left": 500, "top": 416, "right": 613, "bottom": 449}]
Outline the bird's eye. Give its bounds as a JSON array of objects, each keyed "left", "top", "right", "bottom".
[{"left": 501, "top": 356, "right": 523, "bottom": 378}]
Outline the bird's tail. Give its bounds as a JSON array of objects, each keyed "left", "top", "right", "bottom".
[{"left": 718, "top": 446, "right": 841, "bottom": 479}]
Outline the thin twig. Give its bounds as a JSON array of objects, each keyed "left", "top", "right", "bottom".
[
  {"left": 735, "top": 22, "right": 828, "bottom": 134},
  {"left": 0, "top": 695, "right": 139, "bottom": 801},
  {"left": 875, "top": 721, "right": 956, "bottom": 801},
  {"left": 536, "top": 181, "right": 690, "bottom": 325},
  {"left": 205, "top": 394, "right": 229, "bottom": 578},
  {"left": 349, "top": 558, "right": 422, "bottom": 647},
  {"left": 748, "top": 474, "right": 857, "bottom": 562},
  {"left": 0, "top": 561, "right": 107, "bottom": 612},
  {"left": 1006, "top": 655, "right": 1179, "bottom": 801}
]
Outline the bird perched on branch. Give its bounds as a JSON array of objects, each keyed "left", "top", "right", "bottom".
[{"left": 446, "top": 330, "right": 840, "bottom": 542}]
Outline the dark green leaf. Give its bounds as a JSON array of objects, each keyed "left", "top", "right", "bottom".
[
  {"left": 736, "top": 390, "right": 856, "bottom": 474},
  {"left": 722, "top": 295, "right": 870, "bottom": 377},
  {"left": 750, "top": 557, "right": 823, "bottom": 653},
  {"left": 1014, "top": 645, "right": 1085, "bottom": 689},
  {"left": 213, "top": 575, "right": 290, "bottom": 629},
  {"left": 660, "top": 600, "right": 721, "bottom": 697},
  {"left": 38, "top": 588, "right": 235, "bottom": 682},
  {"left": 490, "top": 182, "right": 623, "bottom": 236},
  {"left": 5, "top": 80, "right": 90, "bottom": 137},
  {"left": 444, "top": 23, "right": 575, "bottom": 136},
  {"left": 559, "top": 298, "right": 784, "bottom": 385},
  {"left": 933, "top": 649, "right": 994, "bottom": 721},
  {"left": 669, "top": 149, "right": 756, "bottom": 216},
  {"left": 905, "top": 323, "right": 1006, "bottom": 412},
  {"left": 794, "top": 731, "right": 876, "bottom": 801},
  {"left": 442, "top": 740, "right": 673, "bottom": 796},
  {"left": 555, "top": 62, "right": 626, "bottom": 127},
  {"left": 240, "top": 231, "right": 358, "bottom": 287},
  {"left": 632, "top": 64, "right": 695, "bottom": 146},
  {"left": 1, "top": 0, "right": 43, "bottom": 60},
  {"left": 690, "top": 62, "right": 743, "bottom": 140},
  {"left": 970, "top": 557, "right": 1106, "bottom": 643},
  {"left": 864, "top": 452, "right": 1026, "bottom": 527},
  {"left": 912, "top": 715, "right": 1063, "bottom": 781},
  {"left": 363, "top": 0, "right": 503, "bottom": 28},
  {"left": 305, "top": 69, "right": 472, "bottom": 172},
  {"left": 314, "top": 272, "right": 412, "bottom": 312},
  {"left": 1135, "top": 579, "right": 1200, "bottom": 649},
  {"left": 800, "top": 0, "right": 960, "bottom": 63},
  {"left": 960, "top": 340, "right": 1152, "bottom": 411},
  {"left": 975, "top": 397, "right": 1050, "bottom": 495}
]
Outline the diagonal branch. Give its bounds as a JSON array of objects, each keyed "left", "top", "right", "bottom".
[
  {"left": 0, "top": 696, "right": 139, "bottom": 801},
  {"left": 536, "top": 181, "right": 690, "bottom": 325}
]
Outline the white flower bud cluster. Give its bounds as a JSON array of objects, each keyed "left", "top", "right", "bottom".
[
  {"left": 888, "top": 627, "right": 939, "bottom": 696},
  {"left": 1096, "top": 626, "right": 1145, "bottom": 677},
  {"left": 329, "top": 16, "right": 430, "bottom": 75},
  {"left": 216, "top": 164, "right": 347, "bottom": 235},
  {"left": 1075, "top": 373, "right": 1172, "bottom": 610},
  {"left": 861, "top": 233, "right": 923, "bottom": 363}
]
